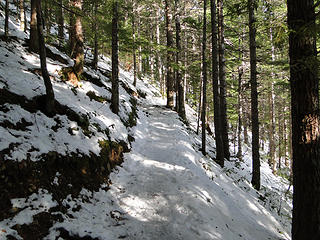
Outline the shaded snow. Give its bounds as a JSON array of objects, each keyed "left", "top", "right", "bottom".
[
  {"left": 0, "top": 189, "right": 57, "bottom": 240},
  {"left": 0, "top": 4, "right": 292, "bottom": 239},
  {"left": 47, "top": 100, "right": 290, "bottom": 240}
]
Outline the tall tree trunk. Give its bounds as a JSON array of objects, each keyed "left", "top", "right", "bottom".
[
  {"left": 30, "top": 0, "right": 39, "bottom": 52},
  {"left": 149, "top": 23, "right": 155, "bottom": 84},
  {"left": 278, "top": 97, "right": 283, "bottom": 170},
  {"left": 268, "top": 25, "right": 276, "bottom": 174},
  {"left": 137, "top": 16, "right": 143, "bottom": 76},
  {"left": 44, "top": 0, "right": 49, "bottom": 34},
  {"left": 165, "top": 0, "right": 174, "bottom": 109},
  {"left": 111, "top": 0, "right": 119, "bottom": 114},
  {"left": 23, "top": 0, "right": 27, "bottom": 32},
  {"left": 237, "top": 34, "right": 243, "bottom": 161},
  {"left": 217, "top": 0, "right": 230, "bottom": 161},
  {"left": 70, "top": 0, "right": 84, "bottom": 76},
  {"left": 93, "top": 0, "right": 99, "bottom": 70},
  {"left": 69, "top": 8, "right": 75, "bottom": 56},
  {"left": 35, "top": 0, "right": 55, "bottom": 115},
  {"left": 175, "top": 0, "right": 186, "bottom": 121},
  {"left": 58, "top": 0, "right": 64, "bottom": 46},
  {"left": 211, "top": 0, "right": 224, "bottom": 167},
  {"left": 268, "top": 28, "right": 276, "bottom": 174},
  {"left": 201, "top": 0, "right": 207, "bottom": 155},
  {"left": 243, "top": 106, "right": 249, "bottom": 145},
  {"left": 183, "top": 29, "right": 188, "bottom": 105},
  {"left": 288, "top": 1, "right": 320, "bottom": 238},
  {"left": 196, "top": 76, "right": 203, "bottom": 135},
  {"left": 288, "top": 103, "right": 293, "bottom": 177},
  {"left": 248, "top": 0, "right": 260, "bottom": 190},
  {"left": 20, "top": 0, "right": 25, "bottom": 31},
  {"left": 283, "top": 107, "right": 288, "bottom": 167},
  {"left": 156, "top": 8, "right": 163, "bottom": 95},
  {"left": 132, "top": 0, "right": 137, "bottom": 86},
  {"left": 268, "top": 84, "right": 276, "bottom": 173},
  {"left": 5, "top": 0, "right": 9, "bottom": 37}
]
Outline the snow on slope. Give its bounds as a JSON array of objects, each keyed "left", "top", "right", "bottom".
[
  {"left": 44, "top": 97, "right": 290, "bottom": 240},
  {"left": 0, "top": 5, "right": 292, "bottom": 239}
]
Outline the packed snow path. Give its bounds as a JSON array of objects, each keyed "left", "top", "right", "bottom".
[{"left": 53, "top": 100, "right": 289, "bottom": 240}]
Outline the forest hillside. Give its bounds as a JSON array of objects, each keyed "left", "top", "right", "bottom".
[{"left": 0, "top": 2, "right": 294, "bottom": 239}]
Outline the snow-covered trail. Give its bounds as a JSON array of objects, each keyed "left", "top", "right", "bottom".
[
  {"left": 52, "top": 100, "right": 289, "bottom": 240},
  {"left": 103, "top": 101, "right": 289, "bottom": 240}
]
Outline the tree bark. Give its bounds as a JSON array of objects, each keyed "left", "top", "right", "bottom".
[
  {"left": 35, "top": 0, "right": 55, "bottom": 115},
  {"left": 237, "top": 35, "right": 243, "bottom": 161},
  {"left": 20, "top": 0, "right": 25, "bottom": 31},
  {"left": 217, "top": 0, "right": 230, "bottom": 161},
  {"left": 288, "top": 0, "right": 320, "bottom": 238},
  {"left": 175, "top": 0, "right": 186, "bottom": 121},
  {"left": 132, "top": 0, "right": 137, "bottom": 86},
  {"left": 283, "top": 106, "right": 288, "bottom": 167},
  {"left": 111, "top": 0, "right": 119, "bottom": 114},
  {"left": 201, "top": 0, "right": 207, "bottom": 155},
  {"left": 278, "top": 97, "right": 283, "bottom": 170},
  {"left": 211, "top": 0, "right": 224, "bottom": 166},
  {"left": 30, "top": 0, "right": 39, "bottom": 52},
  {"left": 69, "top": 6, "right": 75, "bottom": 56},
  {"left": 268, "top": 26, "right": 276, "bottom": 174},
  {"left": 137, "top": 16, "right": 143, "bottom": 77},
  {"left": 57, "top": 0, "right": 64, "bottom": 46},
  {"left": 248, "top": 0, "right": 260, "bottom": 190},
  {"left": 93, "top": 0, "right": 99, "bottom": 70},
  {"left": 156, "top": 8, "right": 163, "bottom": 95},
  {"left": 43, "top": 0, "right": 50, "bottom": 35},
  {"left": 70, "top": 0, "right": 84, "bottom": 76},
  {"left": 197, "top": 76, "right": 203, "bottom": 135},
  {"left": 165, "top": 0, "right": 174, "bottom": 109},
  {"left": 23, "top": 0, "right": 27, "bottom": 32},
  {"left": 4, "top": 0, "right": 9, "bottom": 37}
]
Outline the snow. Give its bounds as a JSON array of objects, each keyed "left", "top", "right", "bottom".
[
  {"left": 0, "top": 5, "right": 292, "bottom": 240},
  {"left": 46, "top": 100, "right": 290, "bottom": 240},
  {"left": 0, "top": 189, "right": 57, "bottom": 240},
  {"left": 0, "top": 20, "right": 132, "bottom": 160}
]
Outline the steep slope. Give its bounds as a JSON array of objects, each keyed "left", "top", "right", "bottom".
[
  {"left": 0, "top": 4, "right": 292, "bottom": 240},
  {"left": 43, "top": 98, "right": 290, "bottom": 240}
]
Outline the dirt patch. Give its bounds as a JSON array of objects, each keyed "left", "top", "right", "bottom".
[
  {"left": 0, "top": 139, "right": 126, "bottom": 221},
  {"left": 45, "top": 46, "right": 69, "bottom": 65},
  {"left": 0, "top": 89, "right": 91, "bottom": 134},
  {"left": 0, "top": 35, "right": 20, "bottom": 43},
  {"left": 122, "top": 97, "right": 138, "bottom": 128},
  {"left": 97, "top": 68, "right": 111, "bottom": 80},
  {"left": 0, "top": 118, "right": 33, "bottom": 131},
  {"left": 82, "top": 71, "right": 106, "bottom": 89},
  {"left": 86, "top": 91, "right": 110, "bottom": 103},
  {"left": 12, "top": 212, "right": 63, "bottom": 240},
  {"left": 57, "top": 228, "right": 99, "bottom": 240}
]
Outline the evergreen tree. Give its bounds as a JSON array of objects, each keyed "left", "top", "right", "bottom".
[
  {"left": 175, "top": 0, "right": 186, "bottom": 121},
  {"left": 111, "top": 0, "right": 119, "bottom": 114},
  {"left": 70, "top": 0, "right": 84, "bottom": 76},
  {"left": 287, "top": 0, "right": 320, "bottom": 238},
  {"left": 165, "top": 0, "right": 174, "bottom": 109},
  {"left": 30, "top": 0, "right": 39, "bottom": 52},
  {"left": 57, "top": 0, "right": 64, "bottom": 46},
  {"left": 248, "top": 0, "right": 260, "bottom": 191},
  {"left": 201, "top": 0, "right": 207, "bottom": 155},
  {"left": 217, "top": 0, "right": 230, "bottom": 161},
  {"left": 36, "top": 0, "right": 55, "bottom": 115},
  {"left": 4, "top": 0, "right": 9, "bottom": 37},
  {"left": 211, "top": 0, "right": 224, "bottom": 167}
]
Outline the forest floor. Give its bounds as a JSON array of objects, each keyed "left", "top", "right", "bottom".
[
  {"left": 45, "top": 97, "right": 291, "bottom": 240},
  {"left": 0, "top": 3, "right": 292, "bottom": 239}
]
